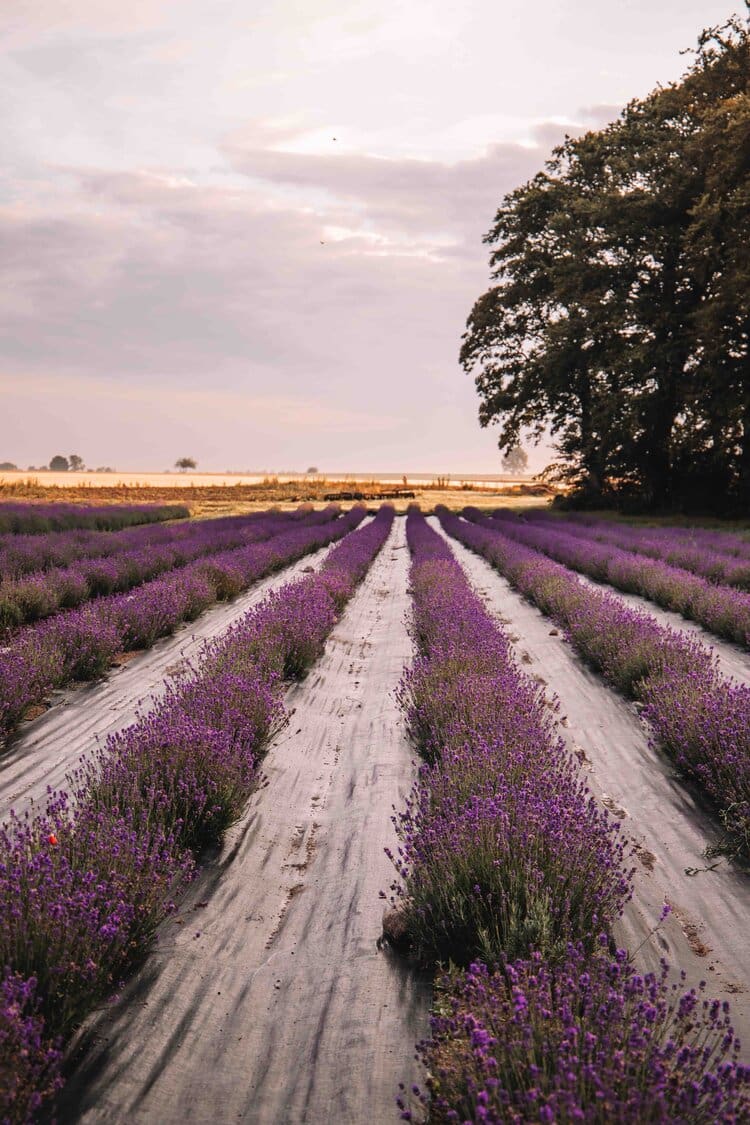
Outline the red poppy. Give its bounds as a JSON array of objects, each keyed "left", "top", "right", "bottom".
[{"left": 47, "top": 834, "right": 58, "bottom": 846}]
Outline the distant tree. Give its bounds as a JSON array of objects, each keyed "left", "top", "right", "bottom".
[
  {"left": 95, "top": 466, "right": 114, "bottom": 473},
  {"left": 68, "top": 454, "right": 85, "bottom": 471},
  {"left": 175, "top": 457, "right": 197, "bottom": 472},
  {"left": 0, "top": 462, "right": 18, "bottom": 471},
  {"left": 49, "top": 455, "right": 70, "bottom": 471},
  {"left": 501, "top": 446, "right": 529, "bottom": 474},
  {"left": 306, "top": 466, "right": 319, "bottom": 474}
]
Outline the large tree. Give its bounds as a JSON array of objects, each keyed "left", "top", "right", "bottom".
[
  {"left": 461, "top": 13, "right": 750, "bottom": 512},
  {"left": 683, "top": 18, "right": 750, "bottom": 506}
]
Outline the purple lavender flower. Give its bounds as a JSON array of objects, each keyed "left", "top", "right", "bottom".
[
  {"left": 437, "top": 507, "right": 750, "bottom": 854},
  {"left": 0, "top": 504, "right": 393, "bottom": 1118},
  {"left": 393, "top": 508, "right": 748, "bottom": 1121},
  {"left": 0, "top": 506, "right": 364, "bottom": 744},
  {"left": 407, "top": 948, "right": 749, "bottom": 1123}
]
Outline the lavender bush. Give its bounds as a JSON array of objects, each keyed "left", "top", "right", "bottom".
[
  {"left": 473, "top": 510, "right": 750, "bottom": 649},
  {"left": 394, "top": 509, "right": 748, "bottom": 1122},
  {"left": 404, "top": 946, "right": 749, "bottom": 1123},
  {"left": 0, "top": 506, "right": 341, "bottom": 630},
  {"left": 0, "top": 505, "right": 394, "bottom": 1120},
  {"left": 0, "top": 973, "right": 63, "bottom": 1123},
  {"left": 0, "top": 501, "right": 188, "bottom": 535},
  {"left": 531, "top": 510, "right": 750, "bottom": 568},
  {"left": 0, "top": 506, "right": 363, "bottom": 744},
  {"left": 389, "top": 510, "right": 632, "bottom": 967},
  {"left": 438, "top": 508, "right": 750, "bottom": 854},
  {"left": 0, "top": 507, "right": 302, "bottom": 580}
]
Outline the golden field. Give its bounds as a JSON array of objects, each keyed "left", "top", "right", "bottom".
[{"left": 0, "top": 471, "right": 556, "bottom": 517}]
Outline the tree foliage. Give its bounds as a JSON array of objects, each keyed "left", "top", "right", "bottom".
[
  {"left": 461, "top": 13, "right": 750, "bottom": 512},
  {"left": 175, "top": 457, "right": 197, "bottom": 472}
]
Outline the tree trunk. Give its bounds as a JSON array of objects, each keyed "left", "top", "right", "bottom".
[{"left": 647, "top": 383, "right": 678, "bottom": 510}]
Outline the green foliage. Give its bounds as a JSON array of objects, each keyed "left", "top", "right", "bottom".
[{"left": 462, "top": 13, "right": 750, "bottom": 512}]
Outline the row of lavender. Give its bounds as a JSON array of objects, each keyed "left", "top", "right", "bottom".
[
  {"left": 552, "top": 511, "right": 750, "bottom": 561},
  {"left": 0, "top": 502, "right": 188, "bottom": 535},
  {"left": 0, "top": 508, "right": 339, "bottom": 632},
  {"left": 0, "top": 507, "right": 358, "bottom": 744},
  {"left": 392, "top": 509, "right": 747, "bottom": 1122},
  {"left": 475, "top": 509, "right": 750, "bottom": 651},
  {"left": 526, "top": 511, "right": 750, "bottom": 589},
  {"left": 0, "top": 507, "right": 304, "bottom": 579},
  {"left": 440, "top": 508, "right": 750, "bottom": 858},
  {"left": 0, "top": 506, "right": 395, "bottom": 1122}
]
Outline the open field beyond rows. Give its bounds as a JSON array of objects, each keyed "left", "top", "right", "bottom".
[
  {"left": 1, "top": 501, "right": 749, "bottom": 1122},
  {"left": 0, "top": 474, "right": 554, "bottom": 519}
]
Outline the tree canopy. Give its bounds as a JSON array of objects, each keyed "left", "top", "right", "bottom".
[
  {"left": 461, "top": 12, "right": 750, "bottom": 512},
  {"left": 501, "top": 446, "right": 529, "bottom": 474}
]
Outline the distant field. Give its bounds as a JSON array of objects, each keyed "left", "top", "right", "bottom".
[
  {"left": 0, "top": 470, "right": 556, "bottom": 516},
  {"left": 0, "top": 470, "right": 537, "bottom": 488}
]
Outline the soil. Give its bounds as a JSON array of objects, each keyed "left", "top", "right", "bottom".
[
  {"left": 430, "top": 518, "right": 750, "bottom": 1047},
  {"left": 59, "top": 518, "right": 430, "bottom": 1124}
]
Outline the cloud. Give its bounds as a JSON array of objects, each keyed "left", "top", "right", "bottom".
[
  {"left": 577, "top": 103, "right": 625, "bottom": 128},
  {"left": 1, "top": 125, "right": 549, "bottom": 382},
  {"left": 1, "top": 148, "right": 525, "bottom": 470},
  {"left": 0, "top": 1, "right": 172, "bottom": 44},
  {"left": 223, "top": 133, "right": 543, "bottom": 240}
]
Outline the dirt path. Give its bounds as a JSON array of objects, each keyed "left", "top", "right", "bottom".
[
  {"left": 0, "top": 542, "right": 341, "bottom": 821},
  {"left": 61, "top": 517, "right": 429, "bottom": 1124},
  {"left": 431, "top": 519, "right": 750, "bottom": 1049},
  {"left": 573, "top": 571, "right": 750, "bottom": 686}
]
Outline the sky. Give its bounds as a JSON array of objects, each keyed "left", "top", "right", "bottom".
[{"left": 0, "top": 0, "right": 740, "bottom": 474}]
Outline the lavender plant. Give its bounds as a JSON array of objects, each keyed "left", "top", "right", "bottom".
[
  {"left": 529, "top": 510, "right": 750, "bottom": 575},
  {"left": 389, "top": 510, "right": 632, "bottom": 966},
  {"left": 0, "top": 507, "right": 300, "bottom": 580},
  {"left": 0, "top": 502, "right": 189, "bottom": 535},
  {"left": 394, "top": 509, "right": 748, "bottom": 1122},
  {"left": 0, "top": 506, "right": 341, "bottom": 631},
  {"left": 0, "top": 505, "right": 394, "bottom": 1121},
  {"left": 404, "top": 946, "right": 749, "bottom": 1123},
  {"left": 473, "top": 509, "right": 750, "bottom": 649},
  {"left": 0, "top": 507, "right": 364, "bottom": 745},
  {"left": 0, "top": 973, "right": 63, "bottom": 1122},
  {"left": 438, "top": 508, "right": 750, "bottom": 854}
]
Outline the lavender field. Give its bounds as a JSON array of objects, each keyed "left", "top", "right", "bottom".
[{"left": 1, "top": 502, "right": 749, "bottom": 1123}]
